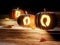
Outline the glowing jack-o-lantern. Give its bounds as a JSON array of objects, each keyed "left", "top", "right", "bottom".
[
  {"left": 40, "top": 14, "right": 51, "bottom": 27},
  {"left": 17, "top": 11, "right": 57, "bottom": 30},
  {"left": 17, "top": 14, "right": 36, "bottom": 28},
  {"left": 15, "top": 10, "right": 20, "bottom": 18},
  {"left": 35, "top": 13, "right": 57, "bottom": 30},
  {"left": 23, "top": 16, "right": 30, "bottom": 25},
  {"left": 10, "top": 8, "right": 25, "bottom": 19}
]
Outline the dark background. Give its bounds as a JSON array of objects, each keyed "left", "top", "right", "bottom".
[{"left": 0, "top": 0, "right": 60, "bottom": 14}]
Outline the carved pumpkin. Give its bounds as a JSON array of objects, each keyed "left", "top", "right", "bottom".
[
  {"left": 17, "top": 14, "right": 36, "bottom": 28},
  {"left": 35, "top": 12, "right": 57, "bottom": 30},
  {"left": 10, "top": 8, "right": 25, "bottom": 19}
]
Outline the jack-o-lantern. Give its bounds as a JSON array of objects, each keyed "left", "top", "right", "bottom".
[
  {"left": 10, "top": 8, "right": 25, "bottom": 19},
  {"left": 17, "top": 14, "right": 36, "bottom": 28},
  {"left": 35, "top": 12, "right": 57, "bottom": 30}
]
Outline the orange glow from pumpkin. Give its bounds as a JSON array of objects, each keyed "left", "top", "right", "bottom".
[
  {"left": 22, "top": 15, "right": 36, "bottom": 28},
  {"left": 40, "top": 14, "right": 51, "bottom": 27},
  {"left": 15, "top": 10, "right": 20, "bottom": 18},
  {"left": 23, "top": 16, "right": 30, "bottom": 25},
  {"left": 14, "top": 9, "right": 25, "bottom": 19}
]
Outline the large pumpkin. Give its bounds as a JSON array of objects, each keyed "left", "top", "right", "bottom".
[
  {"left": 35, "top": 12, "right": 57, "bottom": 30},
  {"left": 10, "top": 8, "right": 25, "bottom": 19},
  {"left": 17, "top": 14, "right": 36, "bottom": 28}
]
